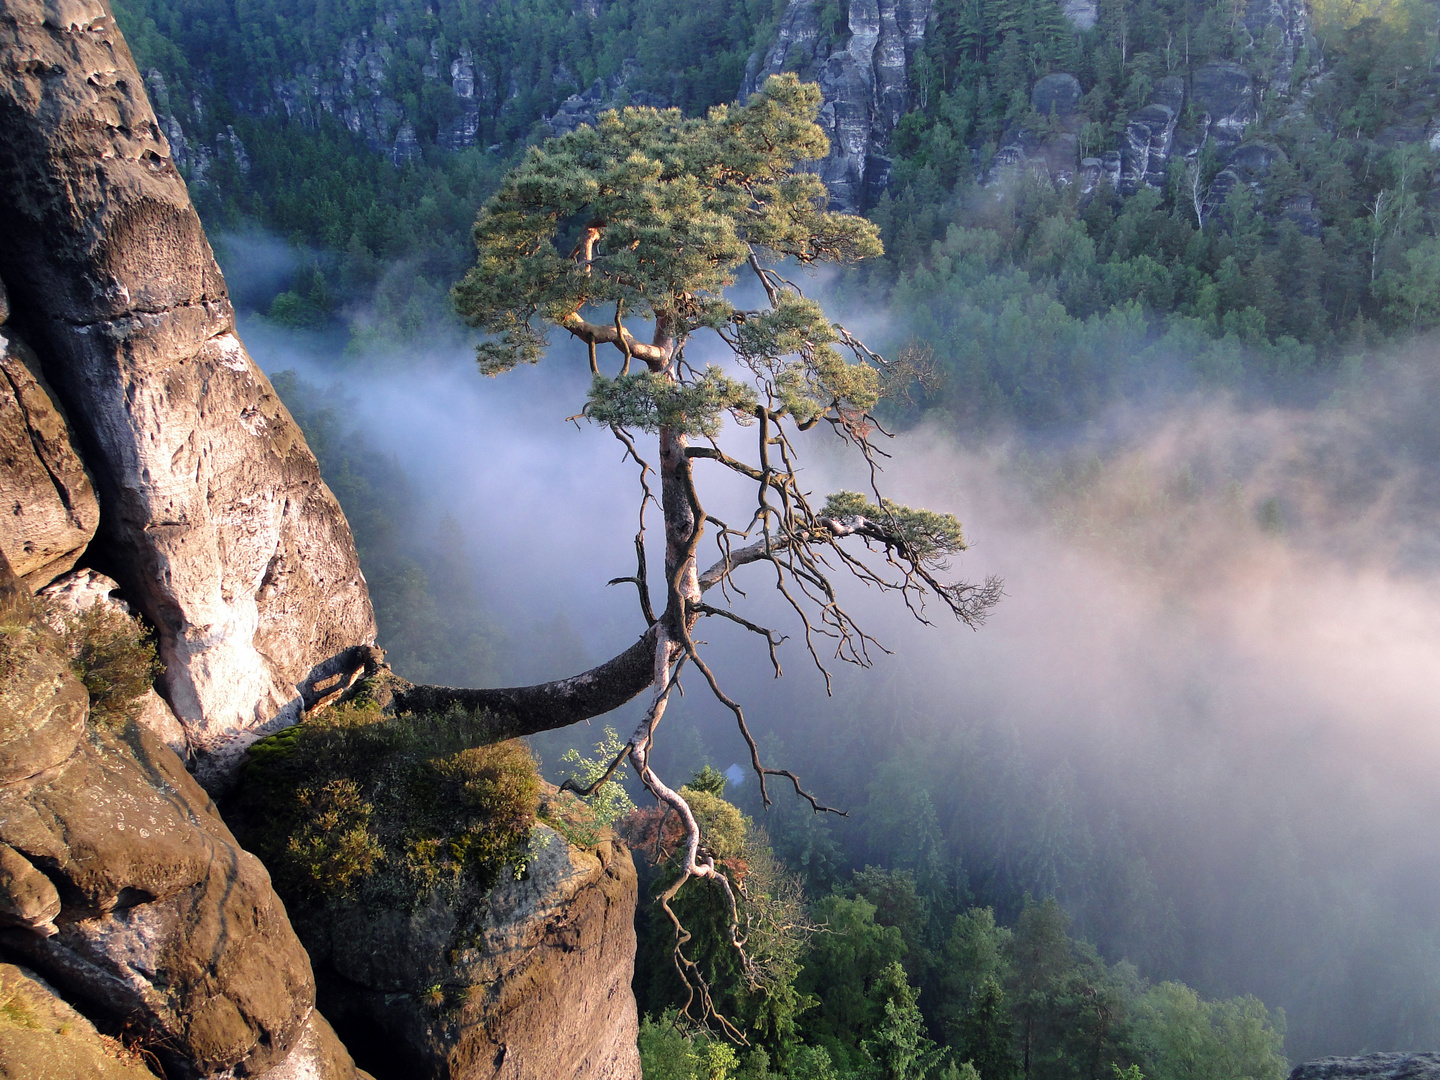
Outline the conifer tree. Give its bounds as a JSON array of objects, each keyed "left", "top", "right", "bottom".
[{"left": 444, "top": 74, "right": 1000, "bottom": 1021}]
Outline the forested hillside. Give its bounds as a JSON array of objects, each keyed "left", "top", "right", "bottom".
[{"left": 113, "top": 0, "right": 1440, "bottom": 410}]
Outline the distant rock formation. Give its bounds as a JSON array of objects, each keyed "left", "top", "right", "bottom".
[
  {"left": 0, "top": 0, "right": 378, "bottom": 786},
  {"left": 1292, "top": 1054, "right": 1440, "bottom": 1080},
  {"left": 744, "top": 0, "right": 933, "bottom": 213},
  {"left": 544, "top": 63, "right": 670, "bottom": 137}
]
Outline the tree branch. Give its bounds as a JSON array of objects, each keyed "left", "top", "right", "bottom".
[
  {"left": 390, "top": 630, "right": 658, "bottom": 738},
  {"left": 561, "top": 311, "right": 669, "bottom": 367}
]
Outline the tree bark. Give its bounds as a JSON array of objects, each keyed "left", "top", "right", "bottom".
[{"left": 389, "top": 630, "right": 657, "bottom": 740}]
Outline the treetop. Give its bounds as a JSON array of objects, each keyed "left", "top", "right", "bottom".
[{"left": 452, "top": 73, "right": 882, "bottom": 383}]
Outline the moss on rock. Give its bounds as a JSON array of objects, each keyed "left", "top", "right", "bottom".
[{"left": 239, "top": 700, "right": 541, "bottom": 910}]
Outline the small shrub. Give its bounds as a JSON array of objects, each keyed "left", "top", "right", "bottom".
[
  {"left": 283, "top": 778, "right": 384, "bottom": 895},
  {"left": 552, "top": 725, "right": 636, "bottom": 846},
  {"left": 240, "top": 701, "right": 540, "bottom": 906},
  {"left": 56, "top": 605, "right": 161, "bottom": 727}
]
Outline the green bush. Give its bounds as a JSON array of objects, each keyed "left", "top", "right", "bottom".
[
  {"left": 56, "top": 605, "right": 162, "bottom": 728},
  {"left": 240, "top": 700, "right": 540, "bottom": 906}
]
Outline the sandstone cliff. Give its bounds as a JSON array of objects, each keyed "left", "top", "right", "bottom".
[
  {"left": 0, "top": 0, "right": 378, "bottom": 785},
  {"left": 0, "top": 552, "right": 370, "bottom": 1079},
  {"left": 0, "top": 8, "right": 646, "bottom": 1080}
]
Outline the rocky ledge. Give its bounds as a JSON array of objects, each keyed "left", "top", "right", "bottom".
[
  {"left": 1292, "top": 1055, "right": 1440, "bottom": 1080},
  {"left": 314, "top": 825, "right": 640, "bottom": 1080}
]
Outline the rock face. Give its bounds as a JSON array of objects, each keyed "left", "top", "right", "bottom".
[
  {"left": 1192, "top": 61, "right": 1258, "bottom": 151},
  {"left": 1291, "top": 1056, "right": 1440, "bottom": 1080},
  {"left": 0, "top": 323, "right": 99, "bottom": 590},
  {"left": 0, "top": 0, "right": 378, "bottom": 785},
  {"left": 0, "top": 554, "right": 367, "bottom": 1080},
  {"left": 308, "top": 825, "right": 641, "bottom": 1080},
  {"left": 544, "top": 64, "right": 669, "bottom": 137},
  {"left": 0, "top": 962, "right": 156, "bottom": 1079},
  {"left": 745, "top": 0, "right": 933, "bottom": 212}
]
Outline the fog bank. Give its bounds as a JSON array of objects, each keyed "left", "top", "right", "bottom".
[{"left": 234, "top": 266, "right": 1440, "bottom": 1058}]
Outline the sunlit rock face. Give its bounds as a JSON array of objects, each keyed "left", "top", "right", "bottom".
[
  {"left": 0, "top": 0, "right": 377, "bottom": 787},
  {"left": 0, "top": 555, "right": 368, "bottom": 1080},
  {"left": 745, "top": 0, "right": 933, "bottom": 213}
]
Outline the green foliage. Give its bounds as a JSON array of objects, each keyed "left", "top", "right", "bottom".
[
  {"left": 822, "top": 493, "right": 967, "bottom": 562},
  {"left": 280, "top": 777, "right": 385, "bottom": 894},
  {"left": 690, "top": 764, "right": 730, "bottom": 796},
  {"left": 55, "top": 605, "right": 163, "bottom": 728},
  {"left": 680, "top": 785, "right": 748, "bottom": 861},
  {"left": 639, "top": 1012, "right": 743, "bottom": 1080},
  {"left": 631, "top": 788, "right": 814, "bottom": 1066},
  {"left": 797, "top": 895, "right": 909, "bottom": 1057},
  {"left": 454, "top": 73, "right": 881, "bottom": 431},
  {"left": 1133, "top": 984, "right": 1287, "bottom": 1080},
  {"left": 556, "top": 725, "right": 637, "bottom": 844},
  {"left": 240, "top": 700, "right": 539, "bottom": 906},
  {"left": 860, "top": 961, "right": 947, "bottom": 1080},
  {"left": 586, "top": 369, "right": 759, "bottom": 437}
]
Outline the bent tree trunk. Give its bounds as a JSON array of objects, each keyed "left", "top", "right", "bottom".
[{"left": 389, "top": 630, "right": 658, "bottom": 740}]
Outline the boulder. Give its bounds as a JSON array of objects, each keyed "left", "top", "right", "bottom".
[
  {"left": 1291, "top": 1055, "right": 1440, "bottom": 1080},
  {"left": 0, "top": 962, "right": 155, "bottom": 1079},
  {"left": 0, "top": 715, "right": 318, "bottom": 1078},
  {"left": 35, "top": 567, "right": 126, "bottom": 626},
  {"left": 0, "top": 327, "right": 98, "bottom": 590},
  {"left": 0, "top": 0, "right": 377, "bottom": 787},
  {"left": 1032, "top": 73, "right": 1082, "bottom": 118}
]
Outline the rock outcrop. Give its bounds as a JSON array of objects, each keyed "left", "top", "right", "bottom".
[
  {"left": 544, "top": 64, "right": 669, "bottom": 137},
  {"left": 0, "top": 553, "right": 368, "bottom": 1079},
  {"left": 745, "top": 0, "right": 933, "bottom": 212},
  {"left": 0, "top": 0, "right": 378, "bottom": 785},
  {"left": 0, "top": 962, "right": 156, "bottom": 1079},
  {"left": 1291, "top": 1055, "right": 1440, "bottom": 1080},
  {"left": 0, "top": 318, "right": 99, "bottom": 590},
  {"left": 311, "top": 824, "right": 641, "bottom": 1080}
]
